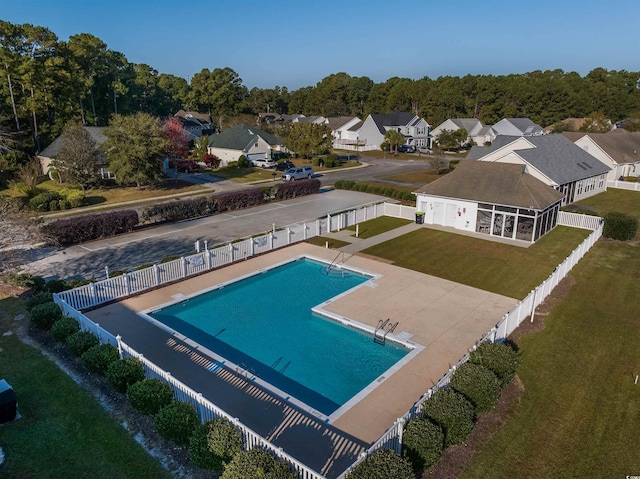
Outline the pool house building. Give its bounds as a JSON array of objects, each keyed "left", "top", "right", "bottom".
[{"left": 414, "top": 161, "right": 564, "bottom": 243}]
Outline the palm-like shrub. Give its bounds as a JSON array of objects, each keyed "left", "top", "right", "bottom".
[
  {"left": 155, "top": 400, "right": 199, "bottom": 445},
  {"left": 189, "top": 418, "right": 242, "bottom": 471},
  {"left": 469, "top": 341, "right": 519, "bottom": 387},
  {"left": 221, "top": 449, "right": 297, "bottom": 479},
  {"left": 451, "top": 363, "right": 501, "bottom": 413},
  {"left": 345, "top": 449, "right": 414, "bottom": 479},
  {"left": 127, "top": 379, "right": 173, "bottom": 415},
  {"left": 421, "top": 388, "right": 475, "bottom": 447},
  {"left": 401, "top": 417, "right": 444, "bottom": 472}
]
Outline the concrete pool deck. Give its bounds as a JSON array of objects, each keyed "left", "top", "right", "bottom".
[{"left": 86, "top": 242, "right": 518, "bottom": 478}]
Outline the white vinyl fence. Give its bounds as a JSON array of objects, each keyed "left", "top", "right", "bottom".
[
  {"left": 53, "top": 204, "right": 603, "bottom": 479},
  {"left": 608, "top": 180, "right": 640, "bottom": 191},
  {"left": 336, "top": 214, "right": 604, "bottom": 477}
]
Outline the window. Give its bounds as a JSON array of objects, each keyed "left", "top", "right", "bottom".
[{"left": 598, "top": 174, "right": 605, "bottom": 189}]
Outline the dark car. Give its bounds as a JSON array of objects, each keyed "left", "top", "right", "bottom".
[
  {"left": 398, "top": 144, "right": 416, "bottom": 153},
  {"left": 275, "top": 161, "right": 295, "bottom": 171}
]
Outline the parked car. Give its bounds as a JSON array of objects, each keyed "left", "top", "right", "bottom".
[
  {"left": 398, "top": 144, "right": 416, "bottom": 153},
  {"left": 251, "top": 158, "right": 277, "bottom": 168},
  {"left": 282, "top": 166, "right": 314, "bottom": 181},
  {"left": 275, "top": 161, "right": 295, "bottom": 172}
]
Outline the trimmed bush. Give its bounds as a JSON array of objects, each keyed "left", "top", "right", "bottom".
[
  {"left": 189, "top": 418, "right": 242, "bottom": 471},
  {"left": 106, "top": 358, "right": 145, "bottom": 393},
  {"left": 154, "top": 400, "right": 199, "bottom": 445},
  {"left": 451, "top": 363, "right": 501, "bottom": 413},
  {"left": 29, "top": 191, "right": 63, "bottom": 211},
  {"left": 214, "top": 188, "right": 266, "bottom": 212},
  {"left": 51, "top": 316, "right": 79, "bottom": 342},
  {"left": 603, "top": 211, "right": 638, "bottom": 241},
  {"left": 43, "top": 279, "right": 69, "bottom": 293},
  {"left": 469, "top": 341, "right": 520, "bottom": 388},
  {"left": 66, "top": 330, "right": 99, "bottom": 356},
  {"left": 421, "top": 388, "right": 475, "bottom": 447},
  {"left": 142, "top": 196, "right": 215, "bottom": 223},
  {"left": 345, "top": 449, "right": 414, "bottom": 479},
  {"left": 81, "top": 343, "right": 120, "bottom": 375},
  {"left": 26, "top": 291, "right": 53, "bottom": 310},
  {"left": 41, "top": 209, "right": 139, "bottom": 245},
  {"left": 221, "top": 449, "right": 297, "bottom": 479},
  {"left": 29, "top": 302, "right": 63, "bottom": 329},
  {"left": 274, "top": 178, "right": 321, "bottom": 200},
  {"left": 402, "top": 417, "right": 444, "bottom": 472},
  {"left": 127, "top": 379, "right": 174, "bottom": 416}
]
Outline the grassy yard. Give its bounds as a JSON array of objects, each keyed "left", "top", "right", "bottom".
[
  {"left": 343, "top": 216, "right": 412, "bottom": 239},
  {"left": 207, "top": 166, "right": 281, "bottom": 183},
  {"left": 306, "top": 236, "right": 351, "bottom": 249},
  {"left": 363, "top": 226, "right": 591, "bottom": 299},
  {"left": 574, "top": 188, "right": 640, "bottom": 220},
  {"left": 379, "top": 169, "right": 443, "bottom": 185},
  {"left": 461, "top": 240, "right": 640, "bottom": 478},
  {"left": 0, "top": 296, "right": 171, "bottom": 479}
]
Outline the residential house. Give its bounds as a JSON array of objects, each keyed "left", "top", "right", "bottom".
[
  {"left": 357, "top": 111, "right": 431, "bottom": 151},
  {"left": 562, "top": 129, "right": 640, "bottom": 180},
  {"left": 207, "top": 124, "right": 285, "bottom": 166},
  {"left": 174, "top": 110, "right": 215, "bottom": 138},
  {"left": 292, "top": 115, "right": 327, "bottom": 125},
  {"left": 492, "top": 118, "right": 545, "bottom": 137},
  {"left": 466, "top": 134, "right": 610, "bottom": 205},
  {"left": 37, "top": 126, "right": 112, "bottom": 180},
  {"left": 414, "top": 161, "right": 564, "bottom": 243},
  {"left": 430, "top": 118, "right": 496, "bottom": 146},
  {"left": 326, "top": 116, "right": 362, "bottom": 148}
]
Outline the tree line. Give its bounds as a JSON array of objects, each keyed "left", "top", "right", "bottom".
[{"left": 2, "top": 19, "right": 640, "bottom": 160}]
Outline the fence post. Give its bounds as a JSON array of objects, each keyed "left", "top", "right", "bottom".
[
  {"left": 530, "top": 287, "right": 539, "bottom": 323},
  {"left": 303, "top": 222, "right": 307, "bottom": 240},
  {"left": 206, "top": 249, "right": 212, "bottom": 269},
  {"left": 287, "top": 227, "right": 291, "bottom": 244},
  {"left": 251, "top": 238, "right": 255, "bottom": 256},
  {"left": 182, "top": 257, "right": 188, "bottom": 278},
  {"left": 154, "top": 264, "right": 160, "bottom": 286},
  {"left": 229, "top": 243, "right": 234, "bottom": 262},
  {"left": 116, "top": 335, "right": 123, "bottom": 359},
  {"left": 270, "top": 232, "right": 274, "bottom": 250},
  {"left": 125, "top": 273, "right": 131, "bottom": 295},
  {"left": 396, "top": 417, "right": 405, "bottom": 453},
  {"left": 90, "top": 283, "right": 97, "bottom": 306}
]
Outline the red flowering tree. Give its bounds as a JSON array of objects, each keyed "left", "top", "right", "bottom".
[{"left": 163, "top": 117, "right": 191, "bottom": 161}]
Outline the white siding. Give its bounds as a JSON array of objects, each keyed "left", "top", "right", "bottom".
[{"left": 417, "top": 195, "right": 478, "bottom": 232}]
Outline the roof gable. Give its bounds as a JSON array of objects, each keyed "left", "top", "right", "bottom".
[
  {"left": 39, "top": 126, "right": 106, "bottom": 158},
  {"left": 208, "top": 124, "right": 283, "bottom": 150},
  {"left": 563, "top": 130, "right": 640, "bottom": 164}
]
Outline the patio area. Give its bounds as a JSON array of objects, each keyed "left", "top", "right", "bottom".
[{"left": 85, "top": 242, "right": 517, "bottom": 478}]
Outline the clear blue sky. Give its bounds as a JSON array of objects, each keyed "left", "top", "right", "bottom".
[{"left": 3, "top": 0, "right": 639, "bottom": 90}]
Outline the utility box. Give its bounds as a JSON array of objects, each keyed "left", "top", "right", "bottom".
[{"left": 0, "top": 379, "right": 16, "bottom": 423}]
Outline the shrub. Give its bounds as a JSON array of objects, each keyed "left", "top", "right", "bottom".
[
  {"left": 41, "top": 209, "right": 139, "bottom": 245},
  {"left": 106, "top": 357, "right": 145, "bottom": 393},
  {"left": 421, "top": 388, "right": 475, "bottom": 446},
  {"left": 127, "top": 379, "right": 174, "bottom": 416},
  {"left": 9, "top": 273, "right": 45, "bottom": 290},
  {"left": 51, "top": 316, "right": 79, "bottom": 342},
  {"left": 214, "top": 188, "right": 266, "bottom": 212},
  {"left": 237, "top": 155, "right": 250, "bottom": 168},
  {"left": 154, "top": 400, "right": 199, "bottom": 445},
  {"left": 603, "top": 211, "right": 638, "bottom": 241},
  {"left": 401, "top": 417, "right": 444, "bottom": 472},
  {"left": 189, "top": 418, "right": 242, "bottom": 471},
  {"left": 61, "top": 188, "right": 86, "bottom": 208},
  {"left": 81, "top": 343, "right": 120, "bottom": 375},
  {"left": 43, "top": 279, "right": 69, "bottom": 293},
  {"left": 221, "top": 449, "right": 297, "bottom": 479},
  {"left": 451, "top": 362, "right": 501, "bottom": 414},
  {"left": 29, "top": 191, "right": 63, "bottom": 211},
  {"left": 66, "top": 330, "right": 99, "bottom": 356},
  {"left": 26, "top": 291, "right": 53, "bottom": 310},
  {"left": 274, "top": 178, "right": 321, "bottom": 200},
  {"left": 29, "top": 302, "right": 63, "bottom": 329},
  {"left": 345, "top": 449, "right": 414, "bottom": 479},
  {"left": 142, "top": 196, "right": 215, "bottom": 223},
  {"left": 469, "top": 341, "right": 520, "bottom": 388}
]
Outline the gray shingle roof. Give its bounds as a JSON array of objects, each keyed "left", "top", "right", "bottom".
[
  {"left": 39, "top": 126, "right": 106, "bottom": 157},
  {"left": 562, "top": 129, "right": 640, "bottom": 164},
  {"left": 466, "top": 135, "right": 610, "bottom": 184},
  {"left": 208, "top": 124, "right": 283, "bottom": 150},
  {"left": 415, "top": 161, "right": 564, "bottom": 210},
  {"left": 370, "top": 111, "right": 418, "bottom": 134}
]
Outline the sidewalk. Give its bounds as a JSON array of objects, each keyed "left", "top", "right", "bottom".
[{"left": 321, "top": 221, "right": 423, "bottom": 254}]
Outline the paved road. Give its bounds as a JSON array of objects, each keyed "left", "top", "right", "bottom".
[{"left": 26, "top": 189, "right": 387, "bottom": 281}]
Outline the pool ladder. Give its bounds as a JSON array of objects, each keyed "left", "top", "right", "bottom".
[
  {"left": 322, "top": 250, "right": 354, "bottom": 277},
  {"left": 374, "top": 319, "right": 398, "bottom": 345}
]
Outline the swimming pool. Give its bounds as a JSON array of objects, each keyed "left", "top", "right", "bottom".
[{"left": 146, "top": 257, "right": 413, "bottom": 417}]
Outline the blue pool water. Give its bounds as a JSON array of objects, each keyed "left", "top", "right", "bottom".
[{"left": 149, "top": 258, "right": 410, "bottom": 415}]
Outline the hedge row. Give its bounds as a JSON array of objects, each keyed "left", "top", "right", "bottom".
[
  {"left": 603, "top": 211, "right": 638, "bottom": 241},
  {"left": 274, "top": 178, "right": 321, "bottom": 200},
  {"left": 42, "top": 209, "right": 139, "bottom": 245},
  {"left": 333, "top": 180, "right": 416, "bottom": 201}
]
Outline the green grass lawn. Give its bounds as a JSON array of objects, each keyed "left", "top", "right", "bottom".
[
  {"left": 363, "top": 226, "right": 591, "bottom": 299},
  {"left": 306, "top": 236, "right": 351, "bottom": 249},
  {"left": 461, "top": 241, "right": 640, "bottom": 479},
  {"left": 343, "top": 216, "right": 412, "bottom": 239},
  {"left": 0, "top": 296, "right": 171, "bottom": 479},
  {"left": 379, "top": 169, "right": 443, "bottom": 185},
  {"left": 574, "top": 188, "right": 640, "bottom": 220}
]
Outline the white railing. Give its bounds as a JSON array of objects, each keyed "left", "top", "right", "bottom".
[
  {"left": 558, "top": 211, "right": 603, "bottom": 230},
  {"left": 608, "top": 180, "right": 640, "bottom": 191},
  {"left": 337, "top": 216, "right": 604, "bottom": 477}
]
